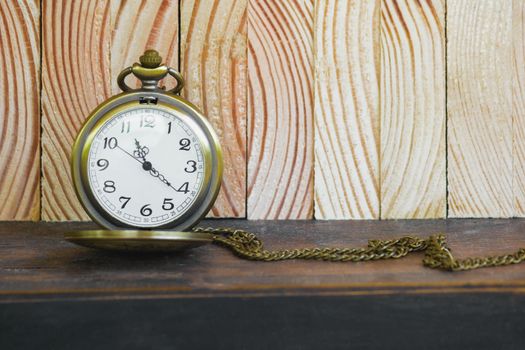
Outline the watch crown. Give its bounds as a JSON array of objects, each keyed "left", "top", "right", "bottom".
[{"left": 139, "top": 50, "right": 162, "bottom": 68}]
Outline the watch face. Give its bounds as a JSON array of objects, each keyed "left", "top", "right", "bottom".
[{"left": 86, "top": 106, "right": 206, "bottom": 228}]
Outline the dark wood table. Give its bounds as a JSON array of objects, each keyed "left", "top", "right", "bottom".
[{"left": 1, "top": 219, "right": 525, "bottom": 349}]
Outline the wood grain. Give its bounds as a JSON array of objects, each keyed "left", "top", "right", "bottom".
[
  {"left": 247, "top": 0, "right": 313, "bottom": 219},
  {"left": 2, "top": 220, "right": 525, "bottom": 348},
  {"left": 41, "top": 0, "right": 111, "bottom": 221},
  {"left": 447, "top": 0, "right": 513, "bottom": 218},
  {"left": 380, "top": 0, "right": 445, "bottom": 218},
  {"left": 110, "top": 0, "right": 179, "bottom": 93},
  {"left": 12, "top": 0, "right": 525, "bottom": 221},
  {"left": 0, "top": 0, "right": 40, "bottom": 220},
  {"left": 514, "top": 0, "right": 525, "bottom": 216},
  {"left": 2, "top": 219, "right": 525, "bottom": 300},
  {"left": 41, "top": 0, "right": 180, "bottom": 221},
  {"left": 314, "top": 0, "right": 380, "bottom": 219},
  {"left": 180, "top": 0, "right": 247, "bottom": 218}
]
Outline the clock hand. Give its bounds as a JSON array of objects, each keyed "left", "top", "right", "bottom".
[
  {"left": 133, "top": 138, "right": 158, "bottom": 171},
  {"left": 117, "top": 143, "right": 163, "bottom": 181},
  {"left": 131, "top": 139, "right": 179, "bottom": 190},
  {"left": 148, "top": 166, "right": 176, "bottom": 188},
  {"left": 116, "top": 144, "right": 143, "bottom": 164},
  {"left": 115, "top": 139, "right": 184, "bottom": 193},
  {"left": 133, "top": 139, "right": 149, "bottom": 163}
]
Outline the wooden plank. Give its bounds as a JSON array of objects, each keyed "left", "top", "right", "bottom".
[
  {"left": 180, "top": 0, "right": 247, "bottom": 218},
  {"left": 3, "top": 220, "right": 525, "bottom": 300},
  {"left": 2, "top": 219, "right": 525, "bottom": 347},
  {"left": 247, "top": 0, "right": 313, "bottom": 219},
  {"left": 447, "top": 0, "right": 513, "bottom": 218},
  {"left": 2, "top": 221, "right": 525, "bottom": 349},
  {"left": 380, "top": 0, "right": 446, "bottom": 218},
  {"left": 0, "top": 0, "right": 40, "bottom": 220},
  {"left": 3, "top": 296, "right": 525, "bottom": 350},
  {"left": 110, "top": 0, "right": 179, "bottom": 93},
  {"left": 314, "top": 0, "right": 380, "bottom": 219},
  {"left": 514, "top": 0, "right": 525, "bottom": 216},
  {"left": 41, "top": 0, "right": 111, "bottom": 221}
]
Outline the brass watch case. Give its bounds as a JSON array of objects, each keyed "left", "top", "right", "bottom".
[
  {"left": 71, "top": 90, "right": 223, "bottom": 232},
  {"left": 65, "top": 230, "right": 213, "bottom": 252}
]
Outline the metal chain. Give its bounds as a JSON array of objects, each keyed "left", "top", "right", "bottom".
[{"left": 192, "top": 227, "right": 525, "bottom": 271}]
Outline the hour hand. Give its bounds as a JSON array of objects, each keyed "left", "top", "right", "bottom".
[{"left": 133, "top": 139, "right": 149, "bottom": 162}]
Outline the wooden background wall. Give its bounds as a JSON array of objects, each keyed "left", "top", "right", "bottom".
[{"left": 1, "top": 0, "right": 524, "bottom": 221}]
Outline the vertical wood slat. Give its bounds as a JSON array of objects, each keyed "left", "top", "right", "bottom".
[
  {"left": 110, "top": 0, "right": 179, "bottom": 93},
  {"left": 380, "top": 0, "right": 446, "bottom": 218},
  {"left": 42, "top": 0, "right": 180, "bottom": 221},
  {"left": 314, "top": 0, "right": 380, "bottom": 219},
  {"left": 247, "top": 0, "right": 313, "bottom": 219},
  {"left": 514, "top": 0, "right": 525, "bottom": 216},
  {"left": 0, "top": 0, "right": 40, "bottom": 220},
  {"left": 447, "top": 0, "right": 514, "bottom": 218},
  {"left": 27, "top": 0, "right": 525, "bottom": 221},
  {"left": 180, "top": 0, "right": 247, "bottom": 217},
  {"left": 41, "top": 0, "right": 111, "bottom": 221}
]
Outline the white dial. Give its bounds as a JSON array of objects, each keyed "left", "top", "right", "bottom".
[{"left": 86, "top": 107, "right": 205, "bottom": 228}]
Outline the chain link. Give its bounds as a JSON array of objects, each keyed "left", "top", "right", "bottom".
[{"left": 192, "top": 227, "right": 525, "bottom": 271}]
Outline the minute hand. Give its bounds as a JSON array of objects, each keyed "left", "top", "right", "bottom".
[
  {"left": 116, "top": 144, "right": 143, "bottom": 164},
  {"left": 133, "top": 139, "right": 180, "bottom": 191}
]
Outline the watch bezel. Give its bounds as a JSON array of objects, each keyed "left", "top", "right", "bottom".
[{"left": 71, "top": 91, "right": 222, "bottom": 231}]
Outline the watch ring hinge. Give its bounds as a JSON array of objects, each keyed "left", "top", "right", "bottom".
[{"left": 139, "top": 96, "right": 158, "bottom": 105}]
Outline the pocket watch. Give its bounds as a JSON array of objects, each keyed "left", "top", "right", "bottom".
[{"left": 66, "top": 50, "right": 222, "bottom": 251}]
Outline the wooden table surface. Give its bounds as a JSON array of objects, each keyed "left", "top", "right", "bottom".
[{"left": 1, "top": 219, "right": 525, "bottom": 349}]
